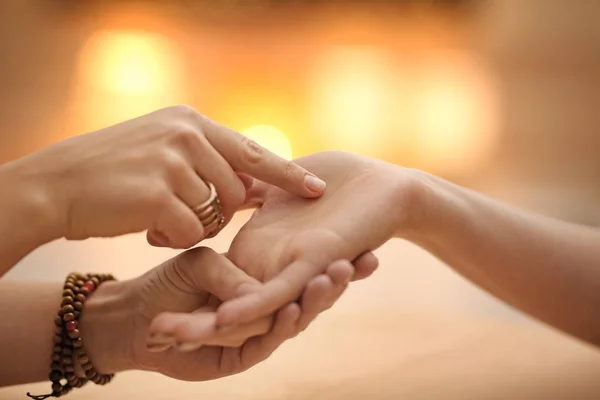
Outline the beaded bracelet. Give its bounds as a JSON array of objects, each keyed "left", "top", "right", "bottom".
[{"left": 27, "top": 273, "right": 116, "bottom": 399}]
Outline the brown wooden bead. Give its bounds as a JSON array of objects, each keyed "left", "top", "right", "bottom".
[
  {"left": 54, "top": 315, "right": 62, "bottom": 327},
  {"left": 54, "top": 325, "right": 63, "bottom": 335},
  {"left": 63, "top": 339, "right": 73, "bottom": 347},
  {"left": 75, "top": 294, "right": 86, "bottom": 303},
  {"left": 63, "top": 312, "right": 75, "bottom": 322},
  {"left": 49, "top": 370, "right": 62, "bottom": 383},
  {"left": 64, "top": 365, "right": 75, "bottom": 373},
  {"left": 62, "top": 289, "right": 74, "bottom": 298},
  {"left": 78, "top": 355, "right": 89, "bottom": 364},
  {"left": 72, "top": 338, "right": 84, "bottom": 348},
  {"left": 65, "top": 372, "right": 76, "bottom": 381},
  {"left": 53, "top": 335, "right": 62, "bottom": 345},
  {"left": 53, "top": 345, "right": 62, "bottom": 354},
  {"left": 62, "top": 304, "right": 75, "bottom": 314},
  {"left": 79, "top": 286, "right": 90, "bottom": 296},
  {"left": 91, "top": 277, "right": 100, "bottom": 286},
  {"left": 51, "top": 362, "right": 62, "bottom": 371},
  {"left": 64, "top": 282, "right": 75, "bottom": 290},
  {"left": 60, "top": 386, "right": 71, "bottom": 396},
  {"left": 51, "top": 353, "right": 61, "bottom": 362},
  {"left": 61, "top": 298, "right": 74, "bottom": 308},
  {"left": 73, "top": 301, "right": 83, "bottom": 311},
  {"left": 63, "top": 347, "right": 72, "bottom": 356},
  {"left": 61, "top": 357, "right": 73, "bottom": 365},
  {"left": 52, "top": 382, "right": 62, "bottom": 392},
  {"left": 68, "top": 329, "right": 80, "bottom": 339},
  {"left": 85, "top": 370, "right": 97, "bottom": 380},
  {"left": 75, "top": 280, "right": 85, "bottom": 287}
]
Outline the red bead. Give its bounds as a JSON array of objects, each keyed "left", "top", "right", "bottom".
[
  {"left": 84, "top": 281, "right": 95, "bottom": 292},
  {"left": 66, "top": 321, "right": 77, "bottom": 332}
]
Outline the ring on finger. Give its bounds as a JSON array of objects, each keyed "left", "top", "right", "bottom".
[{"left": 192, "top": 182, "right": 225, "bottom": 238}]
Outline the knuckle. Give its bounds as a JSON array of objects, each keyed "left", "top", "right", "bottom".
[
  {"left": 283, "top": 160, "right": 298, "bottom": 180},
  {"left": 181, "top": 246, "right": 215, "bottom": 266},
  {"left": 170, "top": 104, "right": 201, "bottom": 120},
  {"left": 239, "top": 135, "right": 264, "bottom": 165},
  {"left": 159, "top": 149, "right": 189, "bottom": 177}
]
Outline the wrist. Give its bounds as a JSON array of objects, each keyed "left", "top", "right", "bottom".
[
  {"left": 79, "top": 280, "right": 138, "bottom": 375},
  {"left": 0, "top": 158, "right": 63, "bottom": 245},
  {"left": 397, "top": 168, "right": 466, "bottom": 249},
  {"left": 393, "top": 168, "right": 449, "bottom": 243}
]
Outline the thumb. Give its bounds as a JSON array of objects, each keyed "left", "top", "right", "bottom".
[
  {"left": 175, "top": 247, "right": 261, "bottom": 301},
  {"left": 241, "top": 180, "right": 271, "bottom": 209}
]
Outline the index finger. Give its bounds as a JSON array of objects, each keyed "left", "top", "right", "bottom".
[
  {"left": 216, "top": 259, "right": 320, "bottom": 327},
  {"left": 200, "top": 117, "right": 327, "bottom": 198}
]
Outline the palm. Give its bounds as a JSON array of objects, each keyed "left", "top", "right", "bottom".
[
  {"left": 228, "top": 151, "right": 408, "bottom": 287},
  {"left": 129, "top": 260, "right": 282, "bottom": 381}
]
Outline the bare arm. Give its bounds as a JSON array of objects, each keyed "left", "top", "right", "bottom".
[
  {"left": 406, "top": 172, "right": 600, "bottom": 345},
  {"left": 0, "top": 160, "right": 59, "bottom": 276},
  {"left": 0, "top": 280, "right": 128, "bottom": 387}
]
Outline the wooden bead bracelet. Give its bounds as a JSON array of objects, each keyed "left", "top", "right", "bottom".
[{"left": 27, "top": 273, "right": 116, "bottom": 399}]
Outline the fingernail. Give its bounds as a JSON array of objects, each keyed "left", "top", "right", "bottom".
[
  {"left": 147, "top": 333, "right": 174, "bottom": 345},
  {"left": 304, "top": 175, "right": 326, "bottom": 193},
  {"left": 154, "top": 231, "right": 170, "bottom": 247},
  {"left": 176, "top": 342, "right": 203, "bottom": 352},
  {"left": 146, "top": 343, "right": 172, "bottom": 353}
]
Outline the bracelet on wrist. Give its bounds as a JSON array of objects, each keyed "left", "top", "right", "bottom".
[{"left": 27, "top": 273, "right": 117, "bottom": 399}]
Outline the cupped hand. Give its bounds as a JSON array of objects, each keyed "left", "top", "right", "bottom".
[
  {"left": 82, "top": 246, "right": 378, "bottom": 381},
  {"left": 13, "top": 105, "right": 326, "bottom": 248},
  {"left": 217, "top": 150, "right": 422, "bottom": 327}
]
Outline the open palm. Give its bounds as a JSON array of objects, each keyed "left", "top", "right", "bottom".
[{"left": 220, "top": 150, "right": 417, "bottom": 326}]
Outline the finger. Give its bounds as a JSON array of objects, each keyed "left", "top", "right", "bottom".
[
  {"left": 154, "top": 195, "right": 205, "bottom": 249},
  {"left": 201, "top": 117, "right": 327, "bottom": 198},
  {"left": 147, "top": 230, "right": 168, "bottom": 247},
  {"left": 241, "top": 180, "right": 270, "bottom": 209},
  {"left": 325, "top": 259, "right": 354, "bottom": 285},
  {"left": 351, "top": 252, "right": 379, "bottom": 282},
  {"left": 174, "top": 247, "right": 262, "bottom": 301},
  {"left": 239, "top": 303, "right": 301, "bottom": 367},
  {"left": 237, "top": 172, "right": 254, "bottom": 190},
  {"left": 148, "top": 310, "right": 271, "bottom": 351},
  {"left": 187, "top": 133, "right": 247, "bottom": 223},
  {"left": 216, "top": 258, "right": 318, "bottom": 327},
  {"left": 296, "top": 260, "right": 353, "bottom": 332}
]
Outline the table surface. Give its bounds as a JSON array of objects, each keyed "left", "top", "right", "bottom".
[{"left": 3, "top": 312, "right": 600, "bottom": 400}]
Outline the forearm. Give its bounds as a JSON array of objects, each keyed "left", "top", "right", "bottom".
[
  {"left": 0, "top": 279, "right": 135, "bottom": 387},
  {"left": 0, "top": 282, "right": 62, "bottom": 386},
  {"left": 406, "top": 172, "right": 600, "bottom": 345},
  {"left": 0, "top": 159, "right": 61, "bottom": 276}
]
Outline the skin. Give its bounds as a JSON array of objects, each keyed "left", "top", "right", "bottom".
[
  {"left": 0, "top": 247, "right": 377, "bottom": 387},
  {"left": 216, "top": 150, "right": 600, "bottom": 349},
  {"left": 0, "top": 105, "right": 327, "bottom": 276},
  {"left": 0, "top": 108, "right": 369, "bottom": 387}
]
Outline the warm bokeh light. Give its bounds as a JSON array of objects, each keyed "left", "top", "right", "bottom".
[
  {"left": 415, "top": 51, "right": 499, "bottom": 174},
  {"left": 72, "top": 30, "right": 186, "bottom": 131},
  {"left": 78, "top": 30, "right": 182, "bottom": 93},
  {"left": 308, "top": 47, "right": 397, "bottom": 155},
  {"left": 242, "top": 125, "right": 293, "bottom": 160}
]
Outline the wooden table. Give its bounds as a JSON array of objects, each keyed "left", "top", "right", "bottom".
[{"left": 3, "top": 312, "right": 600, "bottom": 400}]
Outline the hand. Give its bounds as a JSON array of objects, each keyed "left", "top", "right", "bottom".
[
  {"left": 81, "top": 247, "right": 378, "bottom": 381},
  {"left": 7, "top": 105, "right": 326, "bottom": 249},
  {"left": 217, "top": 150, "right": 423, "bottom": 326}
]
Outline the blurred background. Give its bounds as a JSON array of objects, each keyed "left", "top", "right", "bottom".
[{"left": 3, "top": 0, "right": 600, "bottom": 398}]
